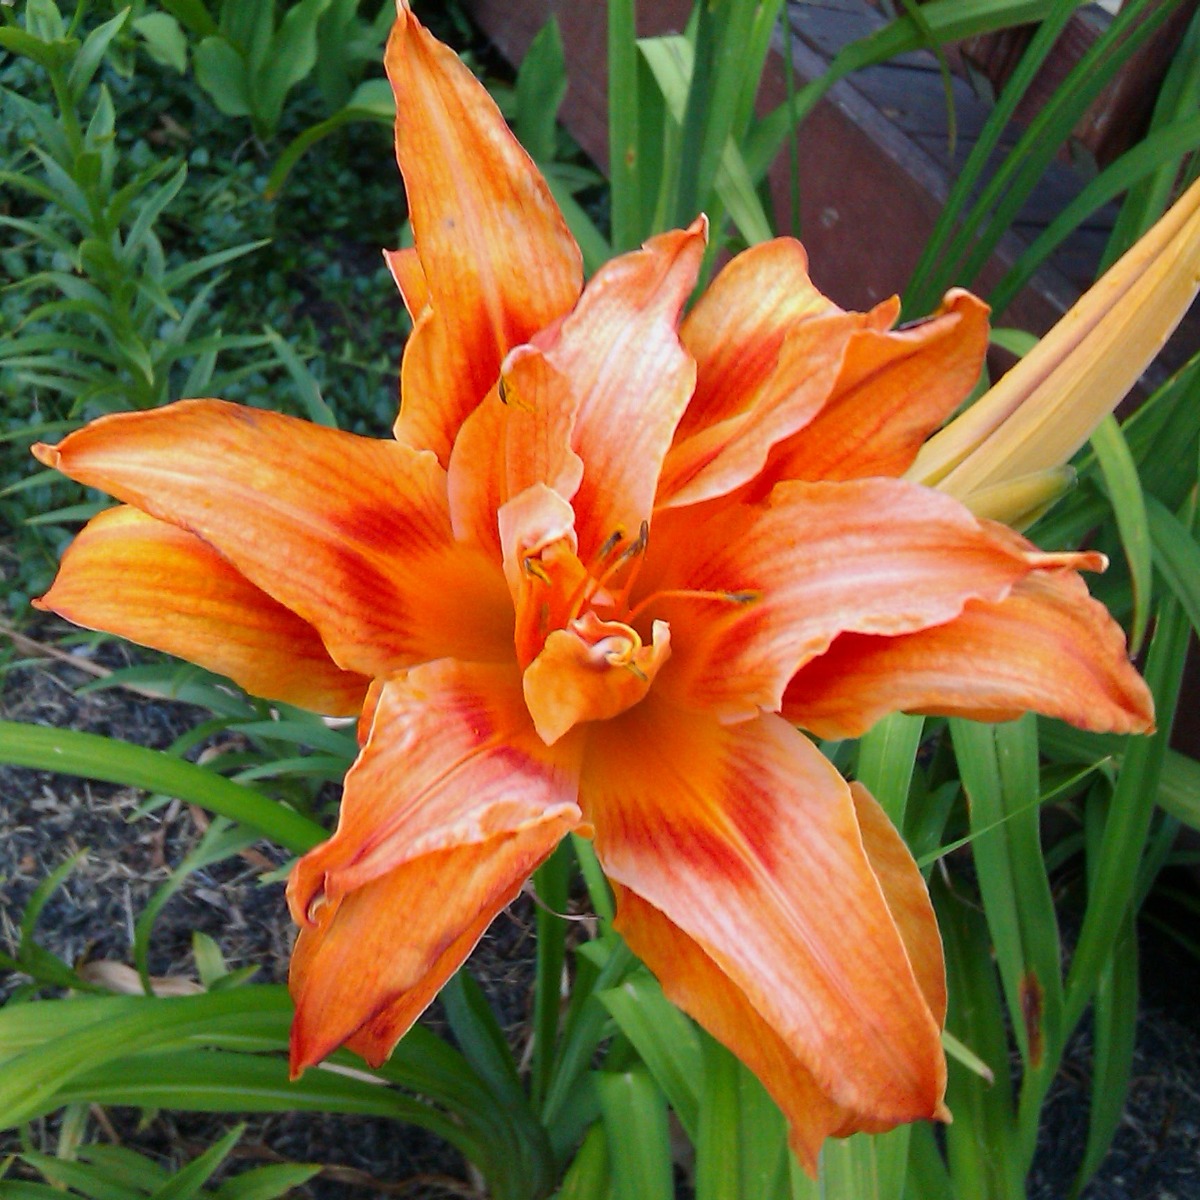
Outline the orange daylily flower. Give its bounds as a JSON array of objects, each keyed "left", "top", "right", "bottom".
[{"left": 32, "top": 2, "right": 1153, "bottom": 1170}]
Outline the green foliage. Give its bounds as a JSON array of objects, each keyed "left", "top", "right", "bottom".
[
  {"left": 0, "top": 2, "right": 274, "bottom": 607},
  {"left": 133, "top": 0, "right": 393, "bottom": 141},
  {"left": 4, "top": 1128, "right": 320, "bottom": 1200},
  {"left": 2, "top": 1, "right": 1199, "bottom": 1198}
]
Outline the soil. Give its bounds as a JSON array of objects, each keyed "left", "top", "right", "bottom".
[
  {"left": 0, "top": 627, "right": 541, "bottom": 1199},
  {"left": 1, "top": 625, "right": 1198, "bottom": 1199}
]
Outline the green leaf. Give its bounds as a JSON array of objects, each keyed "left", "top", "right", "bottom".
[
  {"left": 856, "top": 711, "right": 924, "bottom": 828},
  {"left": 158, "top": 0, "right": 218, "bottom": 38},
  {"left": 0, "top": 1183, "right": 79, "bottom": 1199},
  {"left": 132, "top": 12, "right": 189, "bottom": 72},
  {"left": 1069, "top": 914, "right": 1138, "bottom": 1198},
  {"left": 0, "top": 27, "right": 75, "bottom": 71},
  {"left": 516, "top": 18, "right": 567, "bottom": 164},
  {"left": 820, "top": 1128, "right": 911, "bottom": 1200},
  {"left": 150, "top": 1125, "right": 245, "bottom": 1200},
  {"left": 694, "top": 1034, "right": 741, "bottom": 1200},
  {"left": 67, "top": 8, "right": 130, "bottom": 100},
  {"left": 212, "top": 1163, "right": 322, "bottom": 1200},
  {"left": 935, "top": 878, "right": 1023, "bottom": 1199},
  {"left": 530, "top": 842, "right": 571, "bottom": 1112},
  {"left": 543, "top": 172, "right": 612, "bottom": 277},
  {"left": 1092, "top": 414, "right": 1153, "bottom": 654},
  {"left": 77, "top": 1146, "right": 170, "bottom": 1193},
  {"left": 18, "top": 849, "right": 88, "bottom": 959},
  {"left": 989, "top": 326, "right": 1039, "bottom": 359},
  {"left": 942, "top": 1028, "right": 995, "bottom": 1083},
  {"left": 441, "top": 972, "right": 556, "bottom": 1197},
  {"left": 0, "top": 989, "right": 283, "bottom": 1127},
  {"left": 134, "top": 822, "right": 258, "bottom": 988},
  {"left": 989, "top": 113, "right": 1200, "bottom": 316},
  {"left": 905, "top": 1122, "right": 956, "bottom": 1200},
  {"left": 1146, "top": 494, "right": 1200, "bottom": 640},
  {"left": 262, "top": 328, "right": 337, "bottom": 427},
  {"left": 122, "top": 161, "right": 187, "bottom": 263},
  {"left": 1040, "top": 723, "right": 1200, "bottom": 833},
  {"left": 255, "top": 0, "right": 335, "bottom": 134},
  {"left": 1062, "top": 515, "right": 1194, "bottom": 1042},
  {"left": 1104, "top": 4, "right": 1200, "bottom": 269},
  {"left": 16, "top": 1151, "right": 146, "bottom": 1200},
  {"left": 554, "top": 1123, "right": 611, "bottom": 1200},
  {"left": 0, "top": 722, "right": 325, "bottom": 854},
  {"left": 193, "top": 37, "right": 252, "bottom": 118},
  {"left": 264, "top": 87, "right": 392, "bottom": 198},
  {"left": 951, "top": 716, "right": 1064, "bottom": 1074},
  {"left": 595, "top": 1068, "right": 673, "bottom": 1200},
  {"left": 599, "top": 969, "right": 702, "bottom": 1140},
  {"left": 607, "top": 0, "right": 641, "bottom": 252},
  {"left": 638, "top": 35, "right": 773, "bottom": 244}
]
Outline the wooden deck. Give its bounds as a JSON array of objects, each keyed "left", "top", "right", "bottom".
[
  {"left": 462, "top": 0, "right": 1113, "bottom": 334},
  {"left": 786, "top": 0, "right": 1114, "bottom": 299}
]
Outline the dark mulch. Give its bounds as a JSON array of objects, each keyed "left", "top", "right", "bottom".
[
  {"left": 2, "top": 628, "right": 1199, "bottom": 1198},
  {"left": 0, "top": 631, "right": 545, "bottom": 1198},
  {"left": 1029, "top": 917, "right": 1200, "bottom": 1200}
]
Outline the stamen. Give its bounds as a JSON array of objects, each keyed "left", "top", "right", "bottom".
[
  {"left": 497, "top": 373, "right": 534, "bottom": 413},
  {"left": 523, "top": 555, "right": 552, "bottom": 585},
  {"left": 626, "top": 588, "right": 760, "bottom": 624},
  {"left": 567, "top": 523, "right": 651, "bottom": 622},
  {"left": 596, "top": 529, "right": 624, "bottom": 561},
  {"left": 607, "top": 519, "right": 652, "bottom": 611}
]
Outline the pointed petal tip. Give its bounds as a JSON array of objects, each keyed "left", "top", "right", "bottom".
[{"left": 31, "top": 441, "right": 59, "bottom": 469}]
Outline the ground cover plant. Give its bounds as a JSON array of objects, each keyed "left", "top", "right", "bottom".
[{"left": 2, "top": 1, "right": 1200, "bottom": 1198}]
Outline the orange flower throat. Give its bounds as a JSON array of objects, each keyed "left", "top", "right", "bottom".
[{"left": 507, "top": 495, "right": 755, "bottom": 745}]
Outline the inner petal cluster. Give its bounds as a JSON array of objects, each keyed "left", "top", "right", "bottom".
[{"left": 501, "top": 488, "right": 671, "bottom": 744}]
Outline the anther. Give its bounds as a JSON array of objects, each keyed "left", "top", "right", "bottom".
[
  {"left": 523, "top": 555, "right": 552, "bottom": 585},
  {"left": 626, "top": 588, "right": 761, "bottom": 623}
]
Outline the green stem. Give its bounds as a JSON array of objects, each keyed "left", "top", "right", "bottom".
[{"left": 531, "top": 840, "right": 571, "bottom": 1109}]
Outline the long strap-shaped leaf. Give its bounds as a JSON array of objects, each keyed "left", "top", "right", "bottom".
[{"left": 0, "top": 721, "right": 326, "bottom": 853}]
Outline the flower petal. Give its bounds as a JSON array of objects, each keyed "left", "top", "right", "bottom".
[
  {"left": 523, "top": 613, "right": 671, "bottom": 744},
  {"left": 33, "top": 506, "right": 368, "bottom": 715},
  {"left": 383, "top": 245, "right": 429, "bottom": 318},
  {"left": 286, "top": 659, "right": 582, "bottom": 919},
  {"left": 583, "top": 698, "right": 946, "bottom": 1146},
  {"left": 847, "top": 782, "right": 946, "bottom": 1025},
  {"left": 447, "top": 345, "right": 585, "bottom": 562},
  {"left": 289, "top": 824, "right": 570, "bottom": 1072},
  {"left": 658, "top": 310, "right": 863, "bottom": 509},
  {"left": 611, "top": 887, "right": 864, "bottom": 1174},
  {"left": 675, "top": 238, "right": 838, "bottom": 438},
  {"left": 547, "top": 221, "right": 705, "bottom": 561},
  {"left": 643, "top": 477, "right": 1098, "bottom": 721},
  {"left": 453, "top": 225, "right": 706, "bottom": 565},
  {"left": 386, "top": 2, "right": 582, "bottom": 464},
  {"left": 783, "top": 568, "right": 1155, "bottom": 738},
  {"left": 33, "top": 400, "right": 513, "bottom": 677},
  {"left": 763, "top": 289, "right": 990, "bottom": 483}
]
